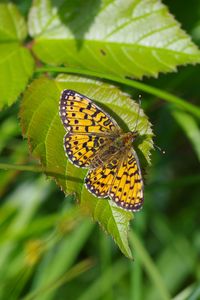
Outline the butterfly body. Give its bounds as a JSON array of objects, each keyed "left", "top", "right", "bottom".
[
  {"left": 115, "top": 131, "right": 138, "bottom": 148},
  {"left": 60, "top": 89, "right": 143, "bottom": 211},
  {"left": 90, "top": 131, "right": 137, "bottom": 167}
]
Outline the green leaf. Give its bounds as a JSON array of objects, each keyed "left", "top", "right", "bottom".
[
  {"left": 81, "top": 189, "right": 133, "bottom": 259},
  {"left": 0, "top": 2, "right": 27, "bottom": 41},
  {"left": 0, "top": 43, "right": 34, "bottom": 109},
  {"left": 30, "top": 219, "right": 93, "bottom": 300},
  {"left": 130, "top": 231, "right": 171, "bottom": 300},
  {"left": 0, "top": 3, "right": 34, "bottom": 109},
  {"left": 29, "top": 0, "right": 200, "bottom": 79},
  {"left": 172, "top": 110, "right": 200, "bottom": 161},
  {"left": 78, "top": 259, "right": 129, "bottom": 300},
  {"left": 20, "top": 74, "right": 153, "bottom": 258}
]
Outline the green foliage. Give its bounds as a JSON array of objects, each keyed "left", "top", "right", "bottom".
[
  {"left": 172, "top": 109, "right": 200, "bottom": 161},
  {"left": 0, "top": 2, "right": 34, "bottom": 109},
  {"left": 0, "top": 176, "right": 93, "bottom": 300},
  {"left": 29, "top": 0, "right": 200, "bottom": 78},
  {"left": 0, "top": 0, "right": 200, "bottom": 299}
]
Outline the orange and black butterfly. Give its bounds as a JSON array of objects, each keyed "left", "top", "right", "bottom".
[{"left": 59, "top": 90, "right": 143, "bottom": 211}]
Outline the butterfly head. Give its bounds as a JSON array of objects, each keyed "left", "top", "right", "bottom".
[
  {"left": 121, "top": 131, "right": 138, "bottom": 147},
  {"left": 131, "top": 130, "right": 138, "bottom": 141}
]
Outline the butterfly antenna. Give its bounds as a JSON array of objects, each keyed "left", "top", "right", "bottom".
[
  {"left": 133, "top": 95, "right": 165, "bottom": 154},
  {"left": 133, "top": 94, "right": 142, "bottom": 132}
]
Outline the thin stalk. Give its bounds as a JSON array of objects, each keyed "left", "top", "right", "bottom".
[
  {"left": 0, "top": 163, "right": 82, "bottom": 183},
  {"left": 35, "top": 66, "right": 200, "bottom": 118},
  {"left": 0, "top": 163, "right": 42, "bottom": 172}
]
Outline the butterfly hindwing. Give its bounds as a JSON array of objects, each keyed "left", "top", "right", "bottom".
[
  {"left": 64, "top": 133, "right": 109, "bottom": 168},
  {"left": 85, "top": 150, "right": 143, "bottom": 211},
  {"left": 85, "top": 155, "right": 119, "bottom": 197},
  {"left": 109, "top": 149, "right": 143, "bottom": 211}
]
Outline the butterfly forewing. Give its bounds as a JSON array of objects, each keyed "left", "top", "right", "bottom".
[
  {"left": 60, "top": 90, "right": 120, "bottom": 168},
  {"left": 60, "top": 90, "right": 120, "bottom": 134}
]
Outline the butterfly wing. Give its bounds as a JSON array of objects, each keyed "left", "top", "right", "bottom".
[
  {"left": 85, "top": 154, "right": 119, "bottom": 197},
  {"left": 60, "top": 90, "right": 120, "bottom": 134},
  {"left": 85, "top": 149, "right": 143, "bottom": 211},
  {"left": 109, "top": 149, "right": 143, "bottom": 211},
  {"left": 63, "top": 133, "right": 110, "bottom": 168},
  {"left": 60, "top": 90, "right": 120, "bottom": 167}
]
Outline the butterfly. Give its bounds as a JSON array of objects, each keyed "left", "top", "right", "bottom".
[{"left": 59, "top": 90, "right": 143, "bottom": 211}]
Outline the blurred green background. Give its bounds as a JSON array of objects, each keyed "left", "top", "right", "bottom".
[{"left": 0, "top": 0, "right": 200, "bottom": 299}]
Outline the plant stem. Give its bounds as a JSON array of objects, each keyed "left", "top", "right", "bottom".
[
  {"left": 0, "top": 163, "right": 82, "bottom": 183},
  {"left": 35, "top": 66, "right": 200, "bottom": 118},
  {"left": 0, "top": 163, "right": 42, "bottom": 173}
]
